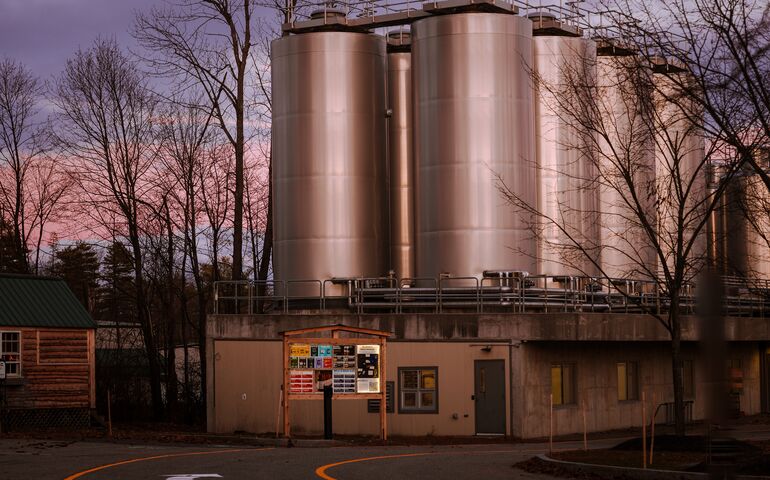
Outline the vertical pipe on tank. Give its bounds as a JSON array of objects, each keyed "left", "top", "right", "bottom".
[
  {"left": 533, "top": 33, "right": 600, "bottom": 277},
  {"left": 412, "top": 12, "right": 538, "bottom": 282},
  {"left": 706, "top": 163, "right": 726, "bottom": 273},
  {"left": 387, "top": 31, "right": 415, "bottom": 281},
  {"left": 271, "top": 31, "right": 388, "bottom": 296}
]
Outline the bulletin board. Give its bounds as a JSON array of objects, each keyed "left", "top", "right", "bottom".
[{"left": 281, "top": 325, "right": 391, "bottom": 440}]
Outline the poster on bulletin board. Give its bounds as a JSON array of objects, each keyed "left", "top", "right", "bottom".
[{"left": 286, "top": 343, "right": 381, "bottom": 395}]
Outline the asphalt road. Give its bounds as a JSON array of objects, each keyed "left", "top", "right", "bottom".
[{"left": 0, "top": 437, "right": 610, "bottom": 480}]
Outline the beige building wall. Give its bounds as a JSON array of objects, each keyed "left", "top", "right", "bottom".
[
  {"left": 212, "top": 340, "right": 511, "bottom": 436},
  {"left": 212, "top": 339, "right": 762, "bottom": 439}
]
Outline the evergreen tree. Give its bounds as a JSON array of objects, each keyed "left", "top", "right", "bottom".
[
  {"left": 0, "top": 216, "right": 28, "bottom": 273},
  {"left": 49, "top": 242, "right": 100, "bottom": 312},
  {"left": 95, "top": 242, "right": 137, "bottom": 325}
]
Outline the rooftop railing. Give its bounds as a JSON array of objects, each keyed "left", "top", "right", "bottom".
[{"left": 213, "top": 273, "right": 770, "bottom": 317}]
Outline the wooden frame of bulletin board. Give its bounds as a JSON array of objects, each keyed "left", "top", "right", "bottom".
[{"left": 281, "top": 325, "right": 392, "bottom": 440}]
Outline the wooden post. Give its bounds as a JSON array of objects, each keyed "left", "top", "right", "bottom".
[
  {"left": 380, "top": 338, "right": 387, "bottom": 441},
  {"left": 642, "top": 390, "right": 647, "bottom": 469},
  {"left": 107, "top": 388, "right": 113, "bottom": 438},
  {"left": 88, "top": 330, "right": 96, "bottom": 409},
  {"left": 282, "top": 336, "right": 290, "bottom": 438},
  {"left": 275, "top": 385, "right": 283, "bottom": 439},
  {"left": 649, "top": 392, "right": 656, "bottom": 465},
  {"left": 549, "top": 393, "right": 554, "bottom": 455},
  {"left": 582, "top": 400, "right": 587, "bottom": 451}
]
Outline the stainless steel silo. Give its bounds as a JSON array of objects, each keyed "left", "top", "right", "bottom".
[
  {"left": 722, "top": 167, "right": 770, "bottom": 280},
  {"left": 596, "top": 50, "right": 657, "bottom": 280},
  {"left": 533, "top": 34, "right": 600, "bottom": 277},
  {"left": 652, "top": 68, "right": 708, "bottom": 281},
  {"left": 272, "top": 31, "right": 388, "bottom": 296},
  {"left": 412, "top": 12, "right": 538, "bottom": 282},
  {"left": 387, "top": 31, "right": 415, "bottom": 281}
]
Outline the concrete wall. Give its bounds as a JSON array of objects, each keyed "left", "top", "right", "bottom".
[
  {"left": 208, "top": 312, "right": 770, "bottom": 343},
  {"left": 211, "top": 340, "right": 511, "bottom": 436},
  {"left": 514, "top": 342, "right": 762, "bottom": 438},
  {"left": 206, "top": 313, "right": 770, "bottom": 438},
  {"left": 210, "top": 337, "right": 762, "bottom": 438}
]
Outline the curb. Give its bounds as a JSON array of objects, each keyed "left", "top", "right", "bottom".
[
  {"left": 247, "top": 437, "right": 346, "bottom": 448},
  {"left": 535, "top": 454, "right": 770, "bottom": 480}
]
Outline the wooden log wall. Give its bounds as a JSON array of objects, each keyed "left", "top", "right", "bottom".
[{"left": 4, "top": 328, "right": 95, "bottom": 410}]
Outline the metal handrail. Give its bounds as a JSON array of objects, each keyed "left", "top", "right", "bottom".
[
  {"left": 213, "top": 273, "right": 770, "bottom": 317},
  {"left": 438, "top": 276, "right": 480, "bottom": 313},
  {"left": 285, "top": 280, "right": 323, "bottom": 312}
]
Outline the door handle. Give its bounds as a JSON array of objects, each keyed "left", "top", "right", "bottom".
[{"left": 471, "top": 394, "right": 475, "bottom": 400}]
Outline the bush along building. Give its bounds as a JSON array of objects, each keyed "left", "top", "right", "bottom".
[
  {"left": 208, "top": 0, "right": 770, "bottom": 438},
  {"left": 0, "top": 274, "right": 96, "bottom": 429}
]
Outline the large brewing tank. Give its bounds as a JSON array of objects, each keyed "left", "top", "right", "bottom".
[
  {"left": 652, "top": 65, "right": 707, "bottom": 281},
  {"left": 533, "top": 31, "right": 600, "bottom": 277},
  {"left": 412, "top": 12, "right": 537, "bottom": 282},
  {"left": 596, "top": 47, "right": 657, "bottom": 279},
  {"left": 387, "top": 31, "right": 415, "bottom": 280},
  {"left": 272, "top": 29, "right": 388, "bottom": 296},
  {"left": 721, "top": 162, "right": 770, "bottom": 280}
]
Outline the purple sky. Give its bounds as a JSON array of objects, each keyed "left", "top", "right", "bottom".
[{"left": 0, "top": 0, "right": 159, "bottom": 79}]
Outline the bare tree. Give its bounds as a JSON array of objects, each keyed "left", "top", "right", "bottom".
[
  {"left": 52, "top": 39, "right": 165, "bottom": 419},
  {"left": 134, "top": 0, "right": 263, "bottom": 281},
  {"left": 601, "top": 0, "right": 770, "bottom": 206},
  {"left": 157, "top": 95, "right": 215, "bottom": 415},
  {"left": 27, "top": 156, "right": 71, "bottom": 273},
  {"left": 247, "top": 26, "right": 274, "bottom": 298},
  {"left": 499, "top": 48, "right": 734, "bottom": 435},
  {"left": 200, "top": 143, "right": 234, "bottom": 285},
  {"left": 591, "top": 0, "right": 770, "bottom": 432},
  {"left": 0, "top": 58, "right": 49, "bottom": 272}
]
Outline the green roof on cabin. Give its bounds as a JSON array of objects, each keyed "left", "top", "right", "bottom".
[{"left": 0, "top": 274, "right": 96, "bottom": 329}]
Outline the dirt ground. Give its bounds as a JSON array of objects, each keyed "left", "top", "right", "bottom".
[{"left": 515, "top": 435, "right": 770, "bottom": 478}]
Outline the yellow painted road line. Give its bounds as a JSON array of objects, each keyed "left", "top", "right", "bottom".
[
  {"left": 63, "top": 447, "right": 272, "bottom": 480},
  {"left": 316, "top": 453, "right": 431, "bottom": 480},
  {"left": 315, "top": 449, "right": 529, "bottom": 480}
]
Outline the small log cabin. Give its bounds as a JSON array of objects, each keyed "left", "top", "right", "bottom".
[{"left": 0, "top": 274, "right": 96, "bottom": 428}]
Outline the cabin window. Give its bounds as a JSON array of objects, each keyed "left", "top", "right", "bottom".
[
  {"left": 398, "top": 367, "right": 438, "bottom": 413},
  {"left": 1, "top": 331, "right": 21, "bottom": 377}
]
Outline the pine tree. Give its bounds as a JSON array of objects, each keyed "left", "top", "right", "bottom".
[
  {"left": 50, "top": 242, "right": 100, "bottom": 313},
  {"left": 0, "top": 216, "right": 28, "bottom": 273}
]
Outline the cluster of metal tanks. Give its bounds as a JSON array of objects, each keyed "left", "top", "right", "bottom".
[
  {"left": 270, "top": 7, "right": 713, "bottom": 294},
  {"left": 710, "top": 158, "right": 770, "bottom": 281}
]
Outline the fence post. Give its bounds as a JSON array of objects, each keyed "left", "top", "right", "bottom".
[
  {"left": 107, "top": 388, "right": 113, "bottom": 438},
  {"left": 549, "top": 393, "right": 554, "bottom": 455},
  {"left": 582, "top": 400, "right": 587, "bottom": 451},
  {"left": 642, "top": 390, "right": 647, "bottom": 469}
]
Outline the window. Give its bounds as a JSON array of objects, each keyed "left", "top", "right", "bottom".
[
  {"left": 683, "top": 360, "right": 695, "bottom": 398},
  {"left": 617, "top": 362, "right": 639, "bottom": 401},
  {"left": 1, "top": 331, "right": 20, "bottom": 377},
  {"left": 551, "top": 363, "right": 576, "bottom": 405},
  {"left": 398, "top": 367, "right": 438, "bottom": 413}
]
